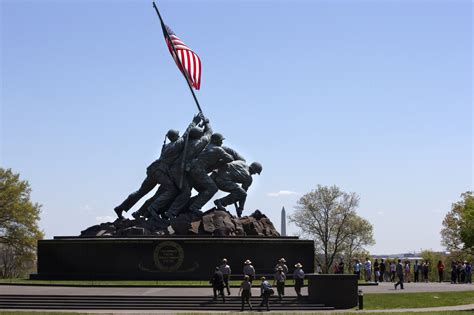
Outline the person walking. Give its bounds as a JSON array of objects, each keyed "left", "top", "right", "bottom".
[
  {"left": 414, "top": 260, "right": 420, "bottom": 282},
  {"left": 422, "top": 261, "right": 430, "bottom": 283},
  {"left": 374, "top": 259, "right": 380, "bottom": 283},
  {"left": 338, "top": 260, "right": 345, "bottom": 274},
  {"left": 364, "top": 257, "right": 372, "bottom": 282},
  {"left": 437, "top": 260, "right": 445, "bottom": 283},
  {"left": 219, "top": 258, "right": 232, "bottom": 295},
  {"left": 390, "top": 261, "right": 396, "bottom": 282},
  {"left": 404, "top": 261, "right": 411, "bottom": 283},
  {"left": 451, "top": 261, "right": 457, "bottom": 284},
  {"left": 238, "top": 275, "right": 252, "bottom": 311},
  {"left": 273, "top": 266, "right": 286, "bottom": 300},
  {"left": 353, "top": 259, "right": 361, "bottom": 279},
  {"left": 210, "top": 266, "right": 225, "bottom": 302},
  {"left": 466, "top": 261, "right": 472, "bottom": 284},
  {"left": 379, "top": 259, "right": 386, "bottom": 282},
  {"left": 243, "top": 259, "right": 256, "bottom": 283},
  {"left": 316, "top": 263, "right": 323, "bottom": 274},
  {"left": 259, "top": 276, "right": 273, "bottom": 311},
  {"left": 293, "top": 263, "right": 305, "bottom": 298},
  {"left": 394, "top": 259, "right": 404, "bottom": 290}
]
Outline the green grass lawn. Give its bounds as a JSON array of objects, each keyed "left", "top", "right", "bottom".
[{"left": 363, "top": 290, "right": 474, "bottom": 310}]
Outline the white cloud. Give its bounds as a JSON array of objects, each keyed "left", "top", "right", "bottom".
[
  {"left": 377, "top": 211, "right": 384, "bottom": 215},
  {"left": 95, "top": 215, "right": 115, "bottom": 223},
  {"left": 267, "top": 190, "right": 299, "bottom": 197},
  {"left": 80, "top": 204, "right": 93, "bottom": 212}
]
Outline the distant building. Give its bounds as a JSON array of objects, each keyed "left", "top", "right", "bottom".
[{"left": 281, "top": 206, "right": 286, "bottom": 236}]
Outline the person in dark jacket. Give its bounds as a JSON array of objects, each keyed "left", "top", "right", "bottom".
[
  {"left": 394, "top": 259, "right": 404, "bottom": 290},
  {"left": 238, "top": 275, "right": 252, "bottom": 311},
  {"left": 211, "top": 266, "right": 225, "bottom": 302}
]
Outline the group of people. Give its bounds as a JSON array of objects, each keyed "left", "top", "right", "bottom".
[
  {"left": 353, "top": 258, "right": 472, "bottom": 285},
  {"left": 355, "top": 258, "right": 431, "bottom": 283},
  {"left": 210, "top": 257, "right": 305, "bottom": 311},
  {"left": 450, "top": 260, "right": 472, "bottom": 284},
  {"left": 113, "top": 113, "right": 262, "bottom": 221}
]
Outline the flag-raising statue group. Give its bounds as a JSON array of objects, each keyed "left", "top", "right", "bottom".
[
  {"left": 114, "top": 113, "right": 262, "bottom": 221},
  {"left": 114, "top": 3, "right": 261, "bottom": 221}
]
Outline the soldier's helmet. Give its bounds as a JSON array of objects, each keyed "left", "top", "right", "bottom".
[
  {"left": 189, "top": 127, "right": 204, "bottom": 139},
  {"left": 249, "top": 162, "right": 263, "bottom": 175},
  {"left": 166, "top": 129, "right": 179, "bottom": 141},
  {"left": 210, "top": 133, "right": 225, "bottom": 144}
]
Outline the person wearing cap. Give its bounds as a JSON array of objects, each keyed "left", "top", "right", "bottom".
[
  {"left": 210, "top": 266, "right": 225, "bottom": 302},
  {"left": 113, "top": 114, "right": 202, "bottom": 219},
  {"left": 243, "top": 259, "right": 256, "bottom": 283},
  {"left": 273, "top": 266, "right": 286, "bottom": 300},
  {"left": 293, "top": 263, "right": 305, "bottom": 297},
  {"left": 187, "top": 132, "right": 234, "bottom": 213},
  {"left": 219, "top": 258, "right": 232, "bottom": 295},
  {"left": 238, "top": 275, "right": 253, "bottom": 311},
  {"left": 259, "top": 276, "right": 272, "bottom": 311},
  {"left": 212, "top": 160, "right": 262, "bottom": 217},
  {"left": 274, "top": 258, "right": 289, "bottom": 274}
]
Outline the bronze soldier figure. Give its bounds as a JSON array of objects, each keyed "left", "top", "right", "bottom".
[
  {"left": 212, "top": 161, "right": 262, "bottom": 217},
  {"left": 113, "top": 114, "right": 201, "bottom": 219},
  {"left": 164, "top": 118, "right": 212, "bottom": 217},
  {"left": 187, "top": 133, "right": 234, "bottom": 213}
]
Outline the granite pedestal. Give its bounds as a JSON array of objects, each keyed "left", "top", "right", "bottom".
[
  {"left": 31, "top": 236, "right": 314, "bottom": 280},
  {"left": 307, "top": 274, "right": 358, "bottom": 309}
]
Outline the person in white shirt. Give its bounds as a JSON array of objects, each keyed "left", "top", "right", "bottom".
[
  {"left": 293, "top": 263, "right": 305, "bottom": 297},
  {"left": 364, "top": 257, "right": 372, "bottom": 282},
  {"left": 243, "top": 259, "right": 256, "bottom": 283},
  {"left": 219, "top": 258, "right": 232, "bottom": 295}
]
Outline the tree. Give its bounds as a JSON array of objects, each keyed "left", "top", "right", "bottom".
[
  {"left": 289, "top": 185, "right": 374, "bottom": 273},
  {"left": 441, "top": 192, "right": 474, "bottom": 253},
  {"left": 341, "top": 215, "right": 375, "bottom": 272},
  {"left": 0, "top": 168, "right": 44, "bottom": 278}
]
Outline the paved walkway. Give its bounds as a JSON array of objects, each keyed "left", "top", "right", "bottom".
[
  {"left": 0, "top": 285, "right": 307, "bottom": 297},
  {"left": 359, "top": 281, "right": 474, "bottom": 294},
  {"left": 1, "top": 283, "right": 473, "bottom": 313},
  {"left": 1, "top": 282, "right": 472, "bottom": 296}
]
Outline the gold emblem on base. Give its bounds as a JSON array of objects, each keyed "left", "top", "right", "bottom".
[{"left": 153, "top": 241, "right": 184, "bottom": 272}]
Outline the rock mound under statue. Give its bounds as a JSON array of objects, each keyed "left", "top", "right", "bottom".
[{"left": 80, "top": 209, "right": 280, "bottom": 237}]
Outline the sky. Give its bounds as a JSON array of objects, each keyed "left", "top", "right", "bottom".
[{"left": 1, "top": 0, "right": 472, "bottom": 254}]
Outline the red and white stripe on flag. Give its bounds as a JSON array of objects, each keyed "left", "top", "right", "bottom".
[{"left": 165, "top": 32, "right": 201, "bottom": 90}]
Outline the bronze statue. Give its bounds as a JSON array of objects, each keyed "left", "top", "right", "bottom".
[
  {"left": 187, "top": 133, "right": 234, "bottom": 213},
  {"left": 113, "top": 114, "right": 201, "bottom": 219},
  {"left": 212, "top": 161, "right": 262, "bottom": 217}
]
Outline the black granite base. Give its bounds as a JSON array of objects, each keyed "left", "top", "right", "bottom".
[
  {"left": 307, "top": 274, "right": 358, "bottom": 309},
  {"left": 31, "top": 236, "right": 314, "bottom": 280}
]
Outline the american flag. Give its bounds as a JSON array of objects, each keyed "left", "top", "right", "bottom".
[{"left": 163, "top": 25, "right": 201, "bottom": 90}]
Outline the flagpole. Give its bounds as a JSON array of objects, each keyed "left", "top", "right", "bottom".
[{"left": 152, "top": 1, "right": 203, "bottom": 114}]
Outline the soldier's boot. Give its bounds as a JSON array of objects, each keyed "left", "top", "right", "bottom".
[
  {"left": 114, "top": 207, "right": 124, "bottom": 220},
  {"left": 164, "top": 210, "right": 178, "bottom": 219},
  {"left": 214, "top": 199, "right": 226, "bottom": 211}
]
